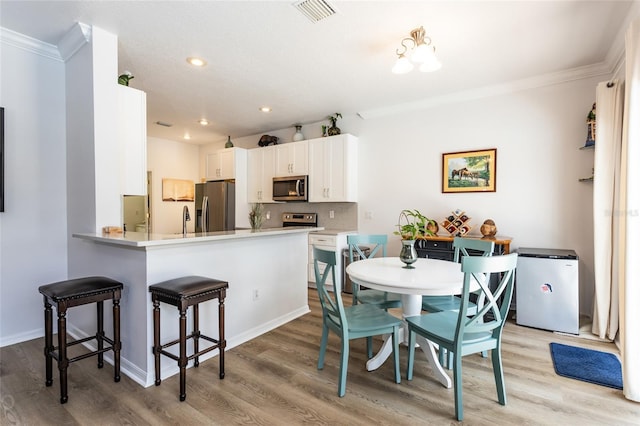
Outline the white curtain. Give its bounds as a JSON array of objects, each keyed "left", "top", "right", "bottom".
[
  {"left": 592, "top": 18, "right": 640, "bottom": 402},
  {"left": 619, "top": 18, "right": 640, "bottom": 403},
  {"left": 591, "top": 80, "right": 624, "bottom": 340}
]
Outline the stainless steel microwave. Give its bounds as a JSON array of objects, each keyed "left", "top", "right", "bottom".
[{"left": 272, "top": 176, "right": 308, "bottom": 202}]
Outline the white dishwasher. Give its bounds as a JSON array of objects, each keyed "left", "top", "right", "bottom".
[{"left": 308, "top": 231, "right": 355, "bottom": 291}]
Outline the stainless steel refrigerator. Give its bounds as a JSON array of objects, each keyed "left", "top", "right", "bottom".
[{"left": 195, "top": 181, "right": 235, "bottom": 232}]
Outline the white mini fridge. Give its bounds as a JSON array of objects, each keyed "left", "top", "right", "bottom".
[{"left": 515, "top": 248, "right": 579, "bottom": 334}]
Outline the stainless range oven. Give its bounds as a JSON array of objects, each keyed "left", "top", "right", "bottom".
[{"left": 282, "top": 212, "right": 317, "bottom": 227}]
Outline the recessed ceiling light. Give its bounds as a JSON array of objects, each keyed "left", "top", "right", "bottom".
[
  {"left": 184, "top": 133, "right": 191, "bottom": 140},
  {"left": 187, "top": 57, "right": 207, "bottom": 67},
  {"left": 198, "top": 119, "right": 209, "bottom": 126},
  {"left": 259, "top": 106, "right": 272, "bottom": 113}
]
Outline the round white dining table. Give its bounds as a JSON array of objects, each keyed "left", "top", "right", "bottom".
[{"left": 346, "top": 256, "right": 469, "bottom": 389}]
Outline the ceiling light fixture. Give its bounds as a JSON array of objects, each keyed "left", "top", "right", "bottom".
[
  {"left": 198, "top": 119, "right": 209, "bottom": 126},
  {"left": 184, "top": 133, "right": 191, "bottom": 140},
  {"left": 187, "top": 57, "right": 207, "bottom": 67},
  {"left": 392, "top": 26, "right": 441, "bottom": 74},
  {"left": 259, "top": 106, "right": 272, "bottom": 113}
]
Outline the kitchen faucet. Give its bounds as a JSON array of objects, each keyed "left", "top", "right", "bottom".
[{"left": 183, "top": 206, "right": 191, "bottom": 236}]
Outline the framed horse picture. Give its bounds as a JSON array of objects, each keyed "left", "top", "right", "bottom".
[{"left": 442, "top": 148, "right": 496, "bottom": 193}]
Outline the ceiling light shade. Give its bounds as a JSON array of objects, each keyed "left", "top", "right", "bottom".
[
  {"left": 419, "top": 56, "right": 442, "bottom": 72},
  {"left": 392, "top": 26, "right": 440, "bottom": 74},
  {"left": 392, "top": 54, "right": 414, "bottom": 74}
]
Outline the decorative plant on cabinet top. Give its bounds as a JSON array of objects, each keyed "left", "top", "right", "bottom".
[{"left": 327, "top": 113, "right": 342, "bottom": 136}]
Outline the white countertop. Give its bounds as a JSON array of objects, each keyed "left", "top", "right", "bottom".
[
  {"left": 311, "top": 229, "right": 357, "bottom": 236},
  {"left": 74, "top": 226, "right": 324, "bottom": 248}
]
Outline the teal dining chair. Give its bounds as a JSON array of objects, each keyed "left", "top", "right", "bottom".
[
  {"left": 422, "top": 237, "right": 495, "bottom": 367},
  {"left": 313, "top": 246, "right": 401, "bottom": 397},
  {"left": 347, "top": 235, "right": 402, "bottom": 311},
  {"left": 406, "top": 253, "right": 518, "bottom": 421},
  {"left": 421, "top": 237, "right": 495, "bottom": 314}
]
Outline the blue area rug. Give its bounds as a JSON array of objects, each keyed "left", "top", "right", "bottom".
[{"left": 549, "top": 342, "right": 622, "bottom": 389}]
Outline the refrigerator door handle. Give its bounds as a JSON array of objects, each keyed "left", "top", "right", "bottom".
[{"left": 202, "top": 195, "right": 209, "bottom": 233}]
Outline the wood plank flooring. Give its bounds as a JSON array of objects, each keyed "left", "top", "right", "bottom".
[{"left": 1, "top": 292, "right": 639, "bottom": 425}]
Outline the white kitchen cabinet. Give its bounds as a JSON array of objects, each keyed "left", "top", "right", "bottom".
[
  {"left": 247, "top": 146, "right": 275, "bottom": 202},
  {"left": 308, "top": 134, "right": 358, "bottom": 202},
  {"left": 308, "top": 231, "right": 355, "bottom": 290},
  {"left": 117, "top": 85, "right": 147, "bottom": 195},
  {"left": 206, "top": 147, "right": 243, "bottom": 181},
  {"left": 275, "top": 140, "right": 308, "bottom": 176}
]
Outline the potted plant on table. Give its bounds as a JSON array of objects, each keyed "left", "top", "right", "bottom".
[{"left": 394, "top": 209, "right": 436, "bottom": 268}]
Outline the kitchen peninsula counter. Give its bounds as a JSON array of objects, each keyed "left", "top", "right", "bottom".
[
  {"left": 70, "top": 226, "right": 321, "bottom": 387},
  {"left": 74, "top": 226, "right": 324, "bottom": 248}
]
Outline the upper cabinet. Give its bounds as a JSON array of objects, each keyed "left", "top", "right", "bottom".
[
  {"left": 275, "top": 140, "right": 308, "bottom": 176},
  {"left": 206, "top": 147, "right": 245, "bottom": 181},
  {"left": 117, "top": 85, "right": 147, "bottom": 196},
  {"left": 308, "top": 134, "right": 358, "bottom": 202},
  {"left": 247, "top": 146, "right": 275, "bottom": 202}
]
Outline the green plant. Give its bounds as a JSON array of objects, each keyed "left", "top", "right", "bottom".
[
  {"left": 394, "top": 209, "right": 435, "bottom": 240},
  {"left": 118, "top": 71, "right": 134, "bottom": 86},
  {"left": 249, "top": 203, "right": 264, "bottom": 230},
  {"left": 328, "top": 112, "right": 342, "bottom": 128}
]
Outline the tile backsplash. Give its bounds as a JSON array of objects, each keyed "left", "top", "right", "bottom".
[{"left": 254, "top": 202, "right": 358, "bottom": 230}]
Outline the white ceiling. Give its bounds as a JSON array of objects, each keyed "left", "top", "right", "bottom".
[{"left": 0, "top": 1, "right": 636, "bottom": 144}]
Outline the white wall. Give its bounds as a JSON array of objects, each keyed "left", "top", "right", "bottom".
[
  {"left": 347, "top": 77, "right": 599, "bottom": 315},
  {"left": 147, "top": 136, "right": 200, "bottom": 234},
  {"left": 199, "top": 77, "right": 601, "bottom": 316},
  {"left": 0, "top": 34, "right": 68, "bottom": 346}
]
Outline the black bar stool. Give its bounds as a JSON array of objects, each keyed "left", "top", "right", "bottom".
[
  {"left": 149, "top": 275, "right": 228, "bottom": 401},
  {"left": 38, "top": 276, "right": 123, "bottom": 404}
]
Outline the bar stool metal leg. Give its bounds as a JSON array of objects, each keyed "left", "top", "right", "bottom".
[
  {"left": 113, "top": 294, "right": 121, "bottom": 382},
  {"left": 153, "top": 298, "right": 161, "bottom": 386},
  {"left": 44, "top": 299, "right": 54, "bottom": 387},
  {"left": 179, "top": 308, "right": 187, "bottom": 401},
  {"left": 97, "top": 300, "right": 104, "bottom": 368},
  {"left": 57, "top": 307, "right": 69, "bottom": 404},
  {"left": 193, "top": 304, "right": 200, "bottom": 368},
  {"left": 219, "top": 297, "right": 225, "bottom": 379}
]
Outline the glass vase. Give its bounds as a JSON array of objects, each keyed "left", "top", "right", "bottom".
[{"left": 399, "top": 239, "right": 418, "bottom": 269}]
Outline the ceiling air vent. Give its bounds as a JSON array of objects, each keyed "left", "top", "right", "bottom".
[{"left": 293, "top": 0, "right": 338, "bottom": 23}]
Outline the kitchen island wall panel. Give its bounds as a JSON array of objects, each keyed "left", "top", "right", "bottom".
[{"left": 70, "top": 228, "right": 314, "bottom": 387}]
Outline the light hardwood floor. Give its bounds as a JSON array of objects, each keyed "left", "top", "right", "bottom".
[{"left": 1, "top": 292, "right": 639, "bottom": 425}]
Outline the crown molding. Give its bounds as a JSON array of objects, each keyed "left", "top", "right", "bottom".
[
  {"left": 357, "top": 62, "right": 614, "bottom": 120},
  {"left": 0, "top": 27, "right": 62, "bottom": 62},
  {"left": 58, "top": 23, "right": 91, "bottom": 62}
]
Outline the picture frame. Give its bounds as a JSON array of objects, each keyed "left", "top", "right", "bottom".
[
  {"left": 442, "top": 148, "right": 496, "bottom": 193},
  {"left": 162, "top": 178, "right": 194, "bottom": 201}
]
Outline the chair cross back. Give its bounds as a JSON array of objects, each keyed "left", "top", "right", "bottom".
[
  {"left": 313, "top": 246, "right": 346, "bottom": 329},
  {"left": 458, "top": 254, "right": 517, "bottom": 336},
  {"left": 453, "top": 237, "right": 495, "bottom": 262},
  {"left": 348, "top": 234, "right": 387, "bottom": 260}
]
